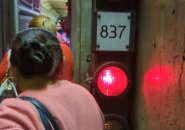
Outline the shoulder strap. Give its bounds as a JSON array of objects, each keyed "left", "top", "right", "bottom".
[{"left": 20, "top": 96, "right": 59, "bottom": 130}]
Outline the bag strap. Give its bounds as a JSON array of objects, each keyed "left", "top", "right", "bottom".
[{"left": 20, "top": 96, "right": 59, "bottom": 130}]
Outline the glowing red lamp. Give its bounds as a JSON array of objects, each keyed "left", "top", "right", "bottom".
[{"left": 93, "top": 62, "right": 130, "bottom": 97}]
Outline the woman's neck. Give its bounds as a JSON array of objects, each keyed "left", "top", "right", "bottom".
[{"left": 18, "top": 76, "right": 52, "bottom": 92}]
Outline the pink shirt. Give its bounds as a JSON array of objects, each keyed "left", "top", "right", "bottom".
[{"left": 0, "top": 80, "right": 104, "bottom": 130}]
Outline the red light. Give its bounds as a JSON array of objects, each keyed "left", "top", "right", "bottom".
[{"left": 96, "top": 65, "right": 128, "bottom": 96}]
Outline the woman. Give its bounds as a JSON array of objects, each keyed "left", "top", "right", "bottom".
[{"left": 0, "top": 28, "right": 104, "bottom": 130}]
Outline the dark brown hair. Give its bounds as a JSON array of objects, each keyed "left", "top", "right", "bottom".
[{"left": 10, "top": 28, "right": 63, "bottom": 78}]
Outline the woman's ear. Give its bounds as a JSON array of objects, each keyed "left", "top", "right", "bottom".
[
  {"left": 9, "top": 66, "right": 20, "bottom": 84},
  {"left": 9, "top": 65, "right": 22, "bottom": 94}
]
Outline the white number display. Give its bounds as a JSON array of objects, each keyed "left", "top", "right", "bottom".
[
  {"left": 96, "top": 11, "right": 131, "bottom": 51},
  {"left": 100, "top": 25, "right": 126, "bottom": 39}
]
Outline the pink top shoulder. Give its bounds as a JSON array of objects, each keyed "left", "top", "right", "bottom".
[{"left": 0, "top": 80, "right": 104, "bottom": 130}]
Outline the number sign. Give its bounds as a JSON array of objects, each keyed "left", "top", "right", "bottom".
[{"left": 96, "top": 11, "right": 131, "bottom": 51}]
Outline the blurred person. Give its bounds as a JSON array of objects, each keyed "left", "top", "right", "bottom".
[
  {"left": 56, "top": 17, "right": 64, "bottom": 32},
  {"left": 56, "top": 17, "right": 71, "bottom": 46},
  {"left": 0, "top": 50, "right": 19, "bottom": 98},
  {"left": 0, "top": 51, "right": 9, "bottom": 82},
  {"left": 0, "top": 28, "right": 104, "bottom": 130},
  {"left": 0, "top": 15, "right": 74, "bottom": 84}
]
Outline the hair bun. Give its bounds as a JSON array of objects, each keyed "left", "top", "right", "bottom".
[
  {"left": 10, "top": 28, "right": 63, "bottom": 78},
  {"left": 17, "top": 38, "right": 53, "bottom": 77}
]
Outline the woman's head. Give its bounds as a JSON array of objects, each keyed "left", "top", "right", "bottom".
[
  {"left": 10, "top": 28, "right": 63, "bottom": 79},
  {"left": 56, "top": 17, "right": 64, "bottom": 31},
  {"left": 28, "top": 15, "right": 57, "bottom": 35}
]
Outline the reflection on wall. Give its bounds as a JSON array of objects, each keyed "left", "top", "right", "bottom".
[{"left": 134, "top": 1, "right": 185, "bottom": 130}]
